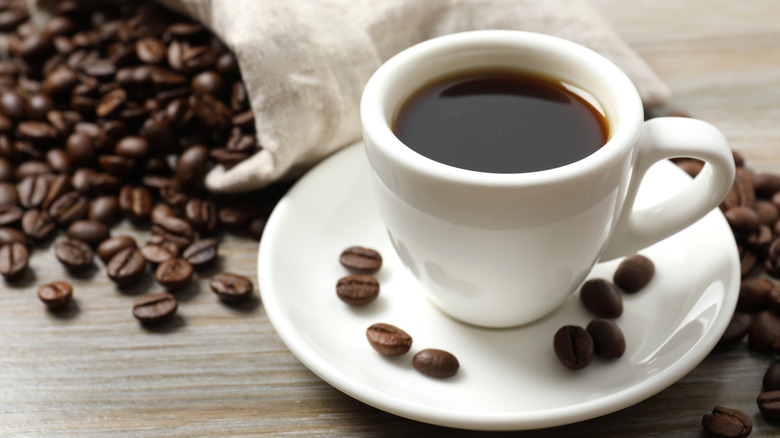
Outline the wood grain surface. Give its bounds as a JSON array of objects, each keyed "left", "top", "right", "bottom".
[{"left": 2, "top": 0, "right": 779, "bottom": 436}]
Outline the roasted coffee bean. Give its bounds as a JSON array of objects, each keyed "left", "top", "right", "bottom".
[
  {"left": 701, "top": 406, "right": 752, "bottom": 438},
  {"left": 150, "top": 215, "right": 193, "bottom": 248},
  {"left": 107, "top": 247, "right": 147, "bottom": 286},
  {"left": 579, "top": 278, "right": 623, "bottom": 318},
  {"left": 340, "top": 246, "right": 382, "bottom": 274},
  {"left": 0, "top": 242, "right": 28, "bottom": 279},
  {"left": 118, "top": 185, "right": 152, "bottom": 222},
  {"left": 0, "top": 158, "right": 14, "bottom": 182},
  {"left": 181, "top": 238, "right": 218, "bottom": 268},
  {"left": 718, "top": 312, "right": 752, "bottom": 348},
  {"left": 0, "top": 182, "right": 18, "bottom": 205},
  {"left": 764, "top": 360, "right": 780, "bottom": 391},
  {"left": 613, "top": 254, "right": 654, "bottom": 293},
  {"left": 17, "top": 174, "right": 54, "bottom": 209},
  {"left": 136, "top": 37, "right": 167, "bottom": 64},
  {"left": 217, "top": 203, "right": 254, "bottom": 229},
  {"left": 745, "top": 224, "right": 773, "bottom": 250},
  {"left": 0, "top": 227, "right": 27, "bottom": 247},
  {"left": 738, "top": 277, "right": 774, "bottom": 312},
  {"left": 725, "top": 206, "right": 760, "bottom": 232},
  {"left": 586, "top": 318, "right": 625, "bottom": 359},
  {"left": 192, "top": 71, "right": 226, "bottom": 97},
  {"left": 89, "top": 195, "right": 122, "bottom": 225},
  {"left": 65, "top": 132, "right": 97, "bottom": 167},
  {"left": 0, "top": 204, "right": 22, "bottom": 227},
  {"left": 756, "top": 172, "right": 780, "bottom": 199},
  {"left": 249, "top": 216, "right": 267, "bottom": 240},
  {"left": 37, "top": 281, "right": 73, "bottom": 310},
  {"left": 413, "top": 348, "right": 460, "bottom": 378},
  {"left": 66, "top": 220, "right": 110, "bottom": 248},
  {"left": 184, "top": 198, "right": 217, "bottom": 233},
  {"left": 17, "top": 121, "right": 58, "bottom": 148},
  {"left": 765, "top": 238, "right": 780, "bottom": 278},
  {"left": 175, "top": 145, "right": 210, "bottom": 187},
  {"left": 15, "top": 161, "right": 54, "bottom": 181},
  {"left": 0, "top": 7, "right": 29, "bottom": 32},
  {"left": 553, "top": 325, "right": 594, "bottom": 370},
  {"left": 748, "top": 310, "right": 780, "bottom": 352},
  {"left": 97, "top": 235, "right": 137, "bottom": 263},
  {"left": 366, "top": 323, "right": 412, "bottom": 356},
  {"left": 757, "top": 390, "right": 780, "bottom": 422},
  {"left": 114, "top": 136, "right": 149, "bottom": 160},
  {"left": 21, "top": 209, "right": 56, "bottom": 240},
  {"left": 755, "top": 200, "right": 779, "bottom": 226},
  {"left": 0, "top": 89, "right": 25, "bottom": 121},
  {"left": 209, "top": 272, "right": 253, "bottom": 302},
  {"left": 141, "top": 236, "right": 179, "bottom": 264},
  {"left": 42, "top": 66, "right": 79, "bottom": 98},
  {"left": 336, "top": 275, "right": 379, "bottom": 306},
  {"left": 88, "top": 172, "right": 122, "bottom": 194},
  {"left": 132, "top": 292, "right": 178, "bottom": 324},
  {"left": 150, "top": 203, "right": 178, "bottom": 223},
  {"left": 155, "top": 258, "right": 193, "bottom": 290},
  {"left": 48, "top": 191, "right": 89, "bottom": 225},
  {"left": 54, "top": 239, "right": 93, "bottom": 271}
]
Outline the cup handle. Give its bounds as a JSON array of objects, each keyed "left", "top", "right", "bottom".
[{"left": 600, "top": 117, "right": 736, "bottom": 261}]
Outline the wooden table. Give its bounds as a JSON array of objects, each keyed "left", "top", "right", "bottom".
[{"left": 2, "top": 0, "right": 779, "bottom": 436}]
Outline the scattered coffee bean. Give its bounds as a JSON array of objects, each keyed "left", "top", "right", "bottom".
[
  {"left": 97, "top": 235, "right": 138, "bottom": 263},
  {"left": 0, "top": 204, "right": 23, "bottom": 227},
  {"left": 764, "top": 360, "right": 780, "bottom": 391},
  {"left": 757, "top": 390, "right": 780, "bottom": 422},
  {"left": 0, "top": 226, "right": 27, "bottom": 247},
  {"left": 553, "top": 325, "right": 594, "bottom": 370},
  {"left": 141, "top": 238, "right": 178, "bottom": 265},
  {"left": 613, "top": 254, "right": 654, "bottom": 293},
  {"left": 586, "top": 318, "right": 625, "bottom": 359},
  {"left": 150, "top": 215, "right": 194, "bottom": 249},
  {"left": 748, "top": 310, "right": 780, "bottom": 352},
  {"left": 106, "top": 247, "right": 147, "bottom": 286},
  {"left": 37, "top": 281, "right": 73, "bottom": 310},
  {"left": 366, "top": 323, "right": 412, "bottom": 356},
  {"left": 88, "top": 196, "right": 122, "bottom": 226},
  {"left": 53, "top": 239, "right": 93, "bottom": 271},
  {"left": 413, "top": 348, "right": 460, "bottom": 378},
  {"left": 0, "top": 242, "right": 28, "bottom": 280},
  {"left": 155, "top": 258, "right": 193, "bottom": 290},
  {"left": 336, "top": 274, "right": 379, "bottom": 306},
  {"left": 580, "top": 278, "right": 623, "bottom": 318},
  {"left": 132, "top": 292, "right": 178, "bottom": 324},
  {"left": 209, "top": 272, "right": 253, "bottom": 302},
  {"left": 701, "top": 406, "right": 752, "bottom": 438},
  {"left": 718, "top": 312, "right": 752, "bottom": 348},
  {"left": 738, "top": 277, "right": 774, "bottom": 312},
  {"left": 340, "top": 246, "right": 382, "bottom": 273},
  {"left": 181, "top": 238, "right": 218, "bottom": 268},
  {"left": 21, "top": 209, "right": 56, "bottom": 240},
  {"left": 65, "top": 219, "right": 110, "bottom": 248}
]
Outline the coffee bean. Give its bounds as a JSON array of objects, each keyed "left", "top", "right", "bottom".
[
  {"left": 0, "top": 182, "right": 18, "bottom": 206},
  {"left": 725, "top": 206, "right": 760, "bottom": 233},
  {"left": 748, "top": 310, "right": 780, "bottom": 352},
  {"left": 17, "top": 174, "right": 54, "bottom": 209},
  {"left": 0, "top": 227, "right": 27, "bottom": 247},
  {"left": 54, "top": 239, "right": 93, "bottom": 271},
  {"left": 209, "top": 272, "right": 253, "bottom": 302},
  {"left": 756, "top": 172, "right": 780, "bottom": 198},
  {"left": 579, "top": 278, "right": 623, "bottom": 318},
  {"left": 150, "top": 203, "right": 178, "bottom": 223},
  {"left": 48, "top": 191, "right": 89, "bottom": 225},
  {"left": 21, "top": 209, "right": 56, "bottom": 241},
  {"left": 150, "top": 216, "right": 193, "bottom": 249},
  {"left": 0, "top": 7, "right": 29, "bottom": 32},
  {"left": 738, "top": 277, "right": 774, "bottom": 312},
  {"left": 413, "top": 348, "right": 460, "bottom": 378},
  {"left": 135, "top": 37, "right": 167, "bottom": 64},
  {"left": 701, "top": 406, "right": 752, "bottom": 438},
  {"left": 340, "top": 246, "right": 382, "bottom": 274},
  {"left": 336, "top": 275, "right": 379, "bottom": 306},
  {"left": 141, "top": 238, "right": 178, "bottom": 265},
  {"left": 119, "top": 185, "right": 152, "bottom": 222},
  {"left": 181, "top": 238, "right": 218, "bottom": 268},
  {"left": 37, "top": 281, "right": 73, "bottom": 310},
  {"left": 155, "top": 258, "right": 193, "bottom": 290},
  {"left": 755, "top": 200, "right": 779, "bottom": 226},
  {"left": 366, "top": 323, "right": 412, "bottom": 356},
  {"left": 586, "top": 318, "right": 625, "bottom": 359},
  {"left": 132, "top": 292, "right": 178, "bottom": 324},
  {"left": 553, "top": 325, "right": 594, "bottom": 370},
  {"left": 613, "top": 254, "right": 655, "bottom": 293},
  {"left": 0, "top": 242, "right": 28, "bottom": 280},
  {"left": 757, "top": 390, "right": 780, "bottom": 422},
  {"left": 114, "top": 136, "right": 150, "bottom": 160},
  {"left": 41, "top": 174, "right": 73, "bottom": 211},
  {"left": 717, "top": 312, "right": 752, "bottom": 348},
  {"left": 97, "top": 235, "right": 138, "bottom": 263},
  {"left": 764, "top": 360, "right": 780, "bottom": 391},
  {"left": 65, "top": 132, "right": 97, "bottom": 167},
  {"left": 249, "top": 217, "right": 267, "bottom": 240},
  {"left": 66, "top": 219, "right": 110, "bottom": 248},
  {"left": 106, "top": 247, "right": 147, "bottom": 286},
  {"left": 175, "top": 145, "right": 210, "bottom": 187},
  {"left": 89, "top": 195, "right": 122, "bottom": 225},
  {"left": 217, "top": 203, "right": 253, "bottom": 229},
  {"left": 184, "top": 198, "right": 217, "bottom": 233},
  {"left": 0, "top": 204, "right": 23, "bottom": 227}
]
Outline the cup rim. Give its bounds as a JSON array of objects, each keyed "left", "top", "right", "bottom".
[{"left": 360, "top": 30, "right": 644, "bottom": 186}]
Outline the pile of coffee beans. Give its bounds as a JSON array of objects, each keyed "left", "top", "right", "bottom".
[
  {"left": 337, "top": 246, "right": 460, "bottom": 379},
  {"left": 0, "top": 0, "right": 282, "bottom": 323}
]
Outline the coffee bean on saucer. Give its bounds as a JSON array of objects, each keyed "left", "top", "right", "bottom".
[
  {"left": 763, "top": 360, "right": 780, "bottom": 391},
  {"left": 553, "top": 325, "right": 594, "bottom": 370},
  {"left": 413, "top": 348, "right": 459, "bottom": 378},
  {"left": 155, "top": 258, "right": 193, "bottom": 290},
  {"left": 580, "top": 278, "right": 622, "bottom": 318},
  {"left": 366, "top": 323, "right": 412, "bottom": 356},
  {"left": 37, "top": 281, "right": 73, "bottom": 310},
  {"left": 132, "top": 292, "right": 178, "bottom": 324},
  {"left": 613, "top": 254, "right": 655, "bottom": 293},
  {"left": 586, "top": 318, "right": 625, "bottom": 359},
  {"left": 336, "top": 274, "right": 379, "bottom": 306},
  {"left": 717, "top": 312, "right": 752, "bottom": 348},
  {"left": 757, "top": 390, "right": 780, "bottom": 422},
  {"left": 340, "top": 246, "right": 382, "bottom": 273},
  {"left": 54, "top": 239, "right": 93, "bottom": 271},
  {"left": 209, "top": 272, "right": 253, "bottom": 302},
  {"left": 0, "top": 242, "right": 28, "bottom": 280},
  {"left": 701, "top": 406, "right": 752, "bottom": 438}
]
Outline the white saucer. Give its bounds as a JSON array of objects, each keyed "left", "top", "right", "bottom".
[{"left": 258, "top": 144, "right": 739, "bottom": 431}]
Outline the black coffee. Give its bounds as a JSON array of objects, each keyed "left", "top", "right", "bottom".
[{"left": 393, "top": 71, "right": 609, "bottom": 173}]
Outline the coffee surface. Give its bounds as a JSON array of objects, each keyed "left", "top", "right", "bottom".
[{"left": 393, "top": 72, "right": 608, "bottom": 173}]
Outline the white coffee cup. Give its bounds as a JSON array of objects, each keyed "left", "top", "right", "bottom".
[{"left": 360, "top": 30, "right": 735, "bottom": 328}]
